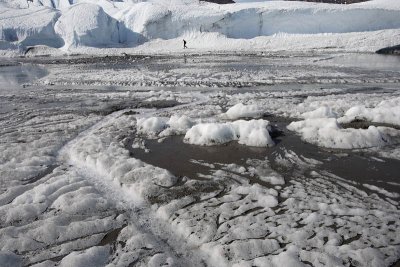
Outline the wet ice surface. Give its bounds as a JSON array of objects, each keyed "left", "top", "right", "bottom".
[
  {"left": 0, "top": 54, "right": 399, "bottom": 267},
  {"left": 20, "top": 52, "right": 400, "bottom": 87}
]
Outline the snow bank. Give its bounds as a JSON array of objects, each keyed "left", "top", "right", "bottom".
[
  {"left": 184, "top": 119, "right": 274, "bottom": 147},
  {"left": 339, "top": 97, "right": 400, "bottom": 126},
  {"left": 54, "top": 3, "right": 120, "bottom": 48},
  {"left": 287, "top": 118, "right": 392, "bottom": 149},
  {"left": 224, "top": 103, "right": 263, "bottom": 120}
]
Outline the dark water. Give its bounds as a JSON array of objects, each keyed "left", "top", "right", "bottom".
[{"left": 131, "top": 119, "right": 400, "bottom": 196}]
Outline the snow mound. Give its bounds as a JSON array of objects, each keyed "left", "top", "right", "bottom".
[
  {"left": 160, "top": 115, "right": 195, "bottom": 136},
  {"left": 137, "top": 117, "right": 167, "bottom": 137},
  {"left": 54, "top": 3, "right": 120, "bottom": 48},
  {"left": 136, "top": 115, "right": 194, "bottom": 138},
  {"left": 287, "top": 118, "right": 392, "bottom": 149},
  {"left": 224, "top": 103, "right": 263, "bottom": 119},
  {"left": 0, "top": 6, "right": 62, "bottom": 47},
  {"left": 184, "top": 119, "right": 274, "bottom": 147},
  {"left": 339, "top": 97, "right": 400, "bottom": 126}
]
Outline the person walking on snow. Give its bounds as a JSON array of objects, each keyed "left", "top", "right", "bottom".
[{"left": 183, "top": 39, "right": 187, "bottom": 49}]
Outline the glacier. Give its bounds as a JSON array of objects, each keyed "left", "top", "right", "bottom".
[{"left": 0, "top": 0, "right": 400, "bottom": 54}]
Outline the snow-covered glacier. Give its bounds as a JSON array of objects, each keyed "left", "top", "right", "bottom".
[{"left": 1, "top": 0, "right": 400, "bottom": 53}]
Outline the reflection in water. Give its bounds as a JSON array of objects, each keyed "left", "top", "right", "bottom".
[
  {"left": 0, "top": 64, "right": 48, "bottom": 88},
  {"left": 327, "top": 53, "right": 400, "bottom": 71}
]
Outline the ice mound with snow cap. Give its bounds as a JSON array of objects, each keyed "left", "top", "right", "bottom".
[
  {"left": 136, "top": 115, "right": 194, "bottom": 138},
  {"left": 184, "top": 119, "right": 274, "bottom": 147},
  {"left": 287, "top": 118, "right": 393, "bottom": 149},
  {"left": 54, "top": 3, "right": 120, "bottom": 48},
  {"left": 339, "top": 96, "right": 400, "bottom": 126}
]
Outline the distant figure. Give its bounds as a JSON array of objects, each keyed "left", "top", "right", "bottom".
[
  {"left": 27, "top": 0, "right": 33, "bottom": 7},
  {"left": 183, "top": 39, "right": 187, "bottom": 49}
]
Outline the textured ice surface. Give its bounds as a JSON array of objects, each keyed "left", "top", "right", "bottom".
[
  {"left": 29, "top": 53, "right": 400, "bottom": 88},
  {"left": 0, "top": 57, "right": 399, "bottom": 266}
]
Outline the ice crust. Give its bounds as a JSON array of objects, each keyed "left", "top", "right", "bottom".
[{"left": 1, "top": 38, "right": 400, "bottom": 267}]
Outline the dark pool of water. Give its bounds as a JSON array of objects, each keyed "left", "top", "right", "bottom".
[{"left": 131, "top": 119, "right": 400, "bottom": 196}]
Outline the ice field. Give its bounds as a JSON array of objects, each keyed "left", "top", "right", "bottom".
[
  {"left": 1, "top": 0, "right": 400, "bottom": 265},
  {"left": 0, "top": 53, "right": 399, "bottom": 266}
]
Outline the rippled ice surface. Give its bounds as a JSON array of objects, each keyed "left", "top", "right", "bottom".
[{"left": 0, "top": 54, "right": 399, "bottom": 267}]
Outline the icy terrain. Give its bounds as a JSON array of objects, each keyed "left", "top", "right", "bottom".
[
  {"left": 0, "top": 54, "right": 399, "bottom": 266},
  {"left": 1, "top": 0, "right": 400, "bottom": 266},
  {"left": 0, "top": 0, "right": 400, "bottom": 55}
]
